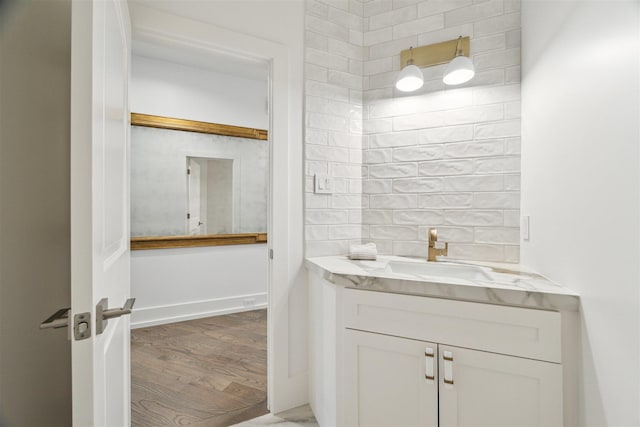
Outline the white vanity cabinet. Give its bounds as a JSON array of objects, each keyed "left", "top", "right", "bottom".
[
  {"left": 344, "top": 329, "right": 562, "bottom": 427},
  {"left": 437, "top": 344, "right": 562, "bottom": 427},
  {"left": 342, "top": 288, "right": 563, "bottom": 427},
  {"left": 307, "top": 263, "right": 578, "bottom": 427},
  {"left": 343, "top": 330, "right": 439, "bottom": 427}
]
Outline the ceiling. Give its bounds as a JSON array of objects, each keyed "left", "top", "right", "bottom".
[{"left": 132, "top": 38, "right": 269, "bottom": 82}]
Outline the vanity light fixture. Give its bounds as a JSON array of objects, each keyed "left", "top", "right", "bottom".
[
  {"left": 395, "top": 47, "right": 424, "bottom": 92},
  {"left": 443, "top": 36, "right": 475, "bottom": 86},
  {"left": 395, "top": 36, "right": 475, "bottom": 93}
]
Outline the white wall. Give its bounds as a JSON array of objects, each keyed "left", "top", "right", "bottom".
[
  {"left": 361, "top": 0, "right": 522, "bottom": 262},
  {"left": 207, "top": 159, "right": 234, "bottom": 234},
  {"left": 0, "top": 1, "right": 72, "bottom": 425},
  {"left": 521, "top": 1, "right": 639, "bottom": 425},
  {"left": 132, "top": 55, "right": 268, "bottom": 129},
  {"left": 131, "top": 244, "right": 268, "bottom": 327},
  {"left": 304, "top": 0, "right": 365, "bottom": 257},
  {"left": 303, "top": 0, "right": 522, "bottom": 263}
]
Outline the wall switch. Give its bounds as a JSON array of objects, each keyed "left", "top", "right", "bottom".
[
  {"left": 522, "top": 215, "right": 530, "bottom": 241},
  {"left": 314, "top": 174, "right": 332, "bottom": 194}
]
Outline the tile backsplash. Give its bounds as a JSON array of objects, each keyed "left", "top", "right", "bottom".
[
  {"left": 305, "top": 0, "right": 365, "bottom": 257},
  {"left": 305, "top": 0, "right": 521, "bottom": 263}
]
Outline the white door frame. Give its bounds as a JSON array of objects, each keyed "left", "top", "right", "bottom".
[{"left": 129, "top": 5, "right": 301, "bottom": 412}]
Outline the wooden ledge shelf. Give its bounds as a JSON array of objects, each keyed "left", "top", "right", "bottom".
[{"left": 131, "top": 233, "right": 268, "bottom": 250}]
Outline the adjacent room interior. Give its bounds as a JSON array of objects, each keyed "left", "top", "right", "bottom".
[{"left": 127, "top": 39, "right": 271, "bottom": 426}]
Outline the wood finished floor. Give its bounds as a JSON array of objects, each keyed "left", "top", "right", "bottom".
[{"left": 131, "top": 309, "right": 268, "bottom": 427}]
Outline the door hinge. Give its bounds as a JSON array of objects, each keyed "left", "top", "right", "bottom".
[
  {"left": 269, "top": 249, "right": 274, "bottom": 259},
  {"left": 187, "top": 213, "right": 191, "bottom": 219},
  {"left": 187, "top": 167, "right": 191, "bottom": 175}
]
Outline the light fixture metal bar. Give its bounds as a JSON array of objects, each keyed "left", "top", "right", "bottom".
[{"left": 399, "top": 36, "right": 470, "bottom": 69}]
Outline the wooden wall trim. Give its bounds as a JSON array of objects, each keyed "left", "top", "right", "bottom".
[
  {"left": 131, "top": 233, "right": 268, "bottom": 250},
  {"left": 131, "top": 113, "right": 268, "bottom": 141}
]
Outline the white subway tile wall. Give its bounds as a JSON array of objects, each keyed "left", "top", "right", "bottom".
[
  {"left": 304, "top": 0, "right": 521, "bottom": 262},
  {"left": 305, "top": 0, "right": 365, "bottom": 257}
]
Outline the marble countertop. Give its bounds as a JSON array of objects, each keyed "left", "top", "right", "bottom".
[{"left": 305, "top": 255, "right": 580, "bottom": 311}]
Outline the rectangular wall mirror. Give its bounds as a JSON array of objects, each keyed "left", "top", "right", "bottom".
[
  {"left": 130, "top": 114, "right": 269, "bottom": 249},
  {"left": 187, "top": 156, "right": 235, "bottom": 235}
]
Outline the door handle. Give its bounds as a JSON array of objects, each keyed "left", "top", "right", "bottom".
[
  {"left": 443, "top": 351, "right": 454, "bottom": 385},
  {"left": 40, "top": 308, "right": 71, "bottom": 329},
  {"left": 96, "top": 298, "right": 136, "bottom": 335},
  {"left": 40, "top": 308, "right": 92, "bottom": 341},
  {"left": 424, "top": 347, "right": 435, "bottom": 381}
]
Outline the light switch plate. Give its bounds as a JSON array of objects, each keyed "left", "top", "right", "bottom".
[
  {"left": 522, "top": 215, "right": 530, "bottom": 241},
  {"left": 314, "top": 174, "right": 332, "bottom": 194}
]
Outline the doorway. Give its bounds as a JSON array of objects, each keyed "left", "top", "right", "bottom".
[
  {"left": 187, "top": 157, "right": 236, "bottom": 235},
  {"left": 128, "top": 38, "right": 272, "bottom": 426}
]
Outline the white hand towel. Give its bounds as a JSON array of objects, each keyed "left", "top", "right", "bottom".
[{"left": 349, "top": 243, "right": 378, "bottom": 260}]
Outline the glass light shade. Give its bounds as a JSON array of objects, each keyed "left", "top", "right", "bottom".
[
  {"left": 443, "top": 55, "right": 475, "bottom": 85},
  {"left": 395, "top": 64, "right": 424, "bottom": 92}
]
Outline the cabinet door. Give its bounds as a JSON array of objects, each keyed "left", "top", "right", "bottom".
[
  {"left": 438, "top": 345, "right": 563, "bottom": 427},
  {"left": 344, "top": 329, "right": 438, "bottom": 427}
]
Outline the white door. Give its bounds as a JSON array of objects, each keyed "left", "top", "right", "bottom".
[
  {"left": 438, "top": 345, "right": 563, "bottom": 427},
  {"left": 187, "top": 159, "right": 202, "bottom": 235},
  {"left": 70, "top": 0, "right": 132, "bottom": 425},
  {"left": 344, "top": 329, "right": 438, "bottom": 427}
]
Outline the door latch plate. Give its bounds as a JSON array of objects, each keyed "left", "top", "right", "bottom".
[{"left": 74, "top": 312, "right": 91, "bottom": 340}]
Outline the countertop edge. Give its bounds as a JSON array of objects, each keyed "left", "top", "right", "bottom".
[{"left": 304, "top": 256, "right": 580, "bottom": 312}]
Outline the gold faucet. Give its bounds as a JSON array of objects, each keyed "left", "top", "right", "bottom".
[{"left": 428, "top": 228, "right": 448, "bottom": 262}]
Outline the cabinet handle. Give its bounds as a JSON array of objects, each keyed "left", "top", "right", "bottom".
[
  {"left": 425, "top": 347, "right": 435, "bottom": 381},
  {"left": 443, "top": 351, "right": 454, "bottom": 385}
]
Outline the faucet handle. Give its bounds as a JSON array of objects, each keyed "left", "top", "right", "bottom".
[
  {"left": 435, "top": 241, "right": 449, "bottom": 257},
  {"left": 427, "top": 228, "right": 448, "bottom": 261}
]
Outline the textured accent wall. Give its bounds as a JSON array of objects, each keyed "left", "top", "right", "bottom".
[
  {"left": 304, "top": 0, "right": 366, "bottom": 257},
  {"left": 304, "top": 0, "right": 521, "bottom": 263},
  {"left": 361, "top": 0, "right": 521, "bottom": 262},
  {"left": 131, "top": 126, "right": 268, "bottom": 237}
]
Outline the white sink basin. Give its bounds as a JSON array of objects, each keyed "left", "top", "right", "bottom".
[{"left": 385, "top": 261, "right": 493, "bottom": 282}]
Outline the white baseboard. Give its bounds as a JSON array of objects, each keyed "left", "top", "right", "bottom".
[{"left": 131, "top": 292, "right": 268, "bottom": 329}]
